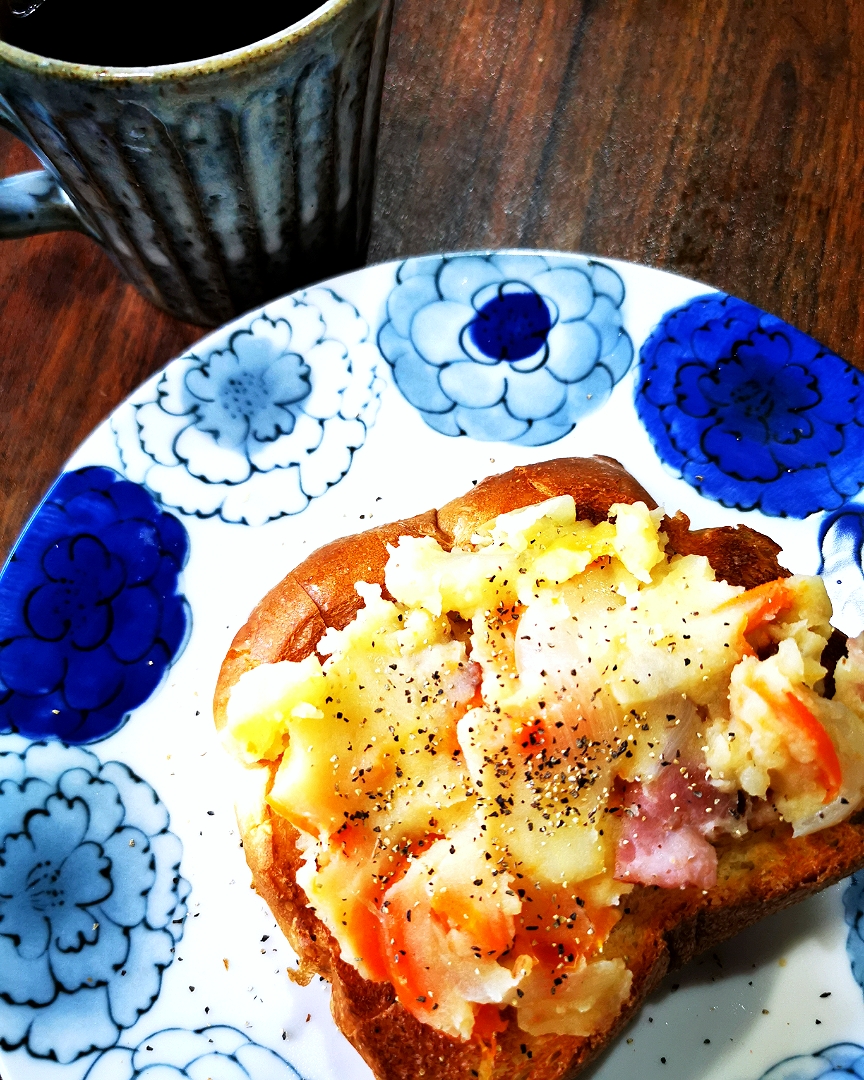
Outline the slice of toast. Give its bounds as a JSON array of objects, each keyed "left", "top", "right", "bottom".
[{"left": 214, "top": 456, "right": 864, "bottom": 1080}]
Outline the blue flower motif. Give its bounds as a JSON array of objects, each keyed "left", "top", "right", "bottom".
[
  {"left": 186, "top": 343, "right": 310, "bottom": 455},
  {"left": 820, "top": 510, "right": 864, "bottom": 638},
  {"left": 843, "top": 873, "right": 864, "bottom": 996},
  {"left": 114, "top": 289, "right": 382, "bottom": 526},
  {"left": 758, "top": 1044, "right": 864, "bottom": 1079},
  {"left": 0, "top": 467, "right": 189, "bottom": 744},
  {"left": 84, "top": 1026, "right": 304, "bottom": 1080},
  {"left": 378, "top": 253, "right": 633, "bottom": 446},
  {"left": 0, "top": 741, "right": 189, "bottom": 1063},
  {"left": 636, "top": 293, "right": 864, "bottom": 518}
]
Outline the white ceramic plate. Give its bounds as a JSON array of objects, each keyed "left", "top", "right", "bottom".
[{"left": 3, "top": 252, "right": 864, "bottom": 1080}]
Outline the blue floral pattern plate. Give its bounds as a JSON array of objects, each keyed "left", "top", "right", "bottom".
[{"left": 3, "top": 251, "right": 864, "bottom": 1080}]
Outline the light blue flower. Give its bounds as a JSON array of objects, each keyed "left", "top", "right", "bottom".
[
  {"left": 844, "top": 873, "right": 864, "bottom": 998},
  {"left": 184, "top": 346, "right": 310, "bottom": 458},
  {"left": 0, "top": 741, "right": 189, "bottom": 1062},
  {"left": 378, "top": 253, "right": 633, "bottom": 445},
  {"left": 84, "top": 1026, "right": 304, "bottom": 1080},
  {"left": 758, "top": 1044, "right": 864, "bottom": 1079},
  {"left": 114, "top": 289, "right": 382, "bottom": 526}
]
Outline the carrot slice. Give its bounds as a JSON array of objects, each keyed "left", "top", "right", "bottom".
[
  {"left": 717, "top": 579, "right": 794, "bottom": 633},
  {"left": 779, "top": 691, "right": 842, "bottom": 803},
  {"left": 473, "top": 1003, "right": 509, "bottom": 1040}
]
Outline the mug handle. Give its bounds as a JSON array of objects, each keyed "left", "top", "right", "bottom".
[{"left": 0, "top": 105, "right": 92, "bottom": 238}]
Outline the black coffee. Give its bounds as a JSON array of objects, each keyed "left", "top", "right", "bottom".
[{"left": 0, "top": 0, "right": 322, "bottom": 66}]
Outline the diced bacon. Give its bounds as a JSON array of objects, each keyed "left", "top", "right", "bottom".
[
  {"left": 847, "top": 631, "right": 864, "bottom": 667},
  {"left": 614, "top": 767, "right": 735, "bottom": 890},
  {"left": 445, "top": 660, "right": 482, "bottom": 707},
  {"left": 747, "top": 798, "right": 783, "bottom": 831},
  {"left": 616, "top": 819, "right": 717, "bottom": 889}
]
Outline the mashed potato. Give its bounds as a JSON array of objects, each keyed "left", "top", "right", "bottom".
[{"left": 224, "top": 497, "right": 864, "bottom": 1040}]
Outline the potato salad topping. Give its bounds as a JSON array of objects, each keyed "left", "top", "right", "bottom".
[{"left": 224, "top": 497, "right": 864, "bottom": 1041}]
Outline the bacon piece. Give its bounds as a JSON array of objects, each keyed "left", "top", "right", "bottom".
[
  {"left": 445, "top": 660, "right": 482, "bottom": 707},
  {"left": 614, "top": 767, "right": 735, "bottom": 890}
]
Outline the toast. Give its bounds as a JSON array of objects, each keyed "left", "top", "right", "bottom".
[{"left": 214, "top": 456, "right": 864, "bottom": 1080}]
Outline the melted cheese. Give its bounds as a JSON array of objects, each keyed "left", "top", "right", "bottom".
[{"left": 224, "top": 498, "right": 864, "bottom": 1041}]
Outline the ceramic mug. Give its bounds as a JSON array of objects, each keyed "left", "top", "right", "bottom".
[{"left": 0, "top": 0, "right": 393, "bottom": 325}]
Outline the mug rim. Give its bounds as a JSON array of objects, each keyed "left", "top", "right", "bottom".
[{"left": 0, "top": 0, "right": 355, "bottom": 80}]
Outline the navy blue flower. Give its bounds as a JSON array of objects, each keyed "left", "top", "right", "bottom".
[
  {"left": 0, "top": 740, "right": 189, "bottom": 1062},
  {"left": 758, "top": 1044, "right": 864, "bottom": 1079},
  {"left": 636, "top": 294, "right": 864, "bottom": 517},
  {"left": 0, "top": 467, "right": 189, "bottom": 744},
  {"left": 84, "top": 1026, "right": 304, "bottom": 1080},
  {"left": 378, "top": 254, "right": 633, "bottom": 446}
]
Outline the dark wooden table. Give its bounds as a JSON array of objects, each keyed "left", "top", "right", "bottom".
[{"left": 2, "top": 0, "right": 862, "bottom": 558}]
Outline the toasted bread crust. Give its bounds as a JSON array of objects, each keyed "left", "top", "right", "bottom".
[{"left": 215, "top": 457, "right": 864, "bottom": 1080}]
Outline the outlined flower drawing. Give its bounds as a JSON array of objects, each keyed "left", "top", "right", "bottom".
[
  {"left": 114, "top": 288, "right": 382, "bottom": 526},
  {"left": 844, "top": 873, "right": 864, "bottom": 996},
  {"left": 636, "top": 293, "right": 864, "bottom": 518},
  {"left": 820, "top": 510, "right": 864, "bottom": 638},
  {"left": 0, "top": 467, "right": 189, "bottom": 744},
  {"left": 84, "top": 1026, "right": 304, "bottom": 1080},
  {"left": 0, "top": 740, "right": 189, "bottom": 1063},
  {"left": 757, "top": 1044, "right": 864, "bottom": 1079},
  {"left": 377, "top": 253, "right": 633, "bottom": 445}
]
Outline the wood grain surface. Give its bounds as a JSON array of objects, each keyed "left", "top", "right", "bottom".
[{"left": 2, "top": 0, "right": 863, "bottom": 560}]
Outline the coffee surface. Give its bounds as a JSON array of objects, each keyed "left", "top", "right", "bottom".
[{"left": 0, "top": 0, "right": 323, "bottom": 65}]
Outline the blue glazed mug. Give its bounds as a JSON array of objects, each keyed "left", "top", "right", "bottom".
[{"left": 0, "top": 0, "right": 393, "bottom": 325}]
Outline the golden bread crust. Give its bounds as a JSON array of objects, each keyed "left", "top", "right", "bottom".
[{"left": 215, "top": 456, "right": 864, "bottom": 1080}]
